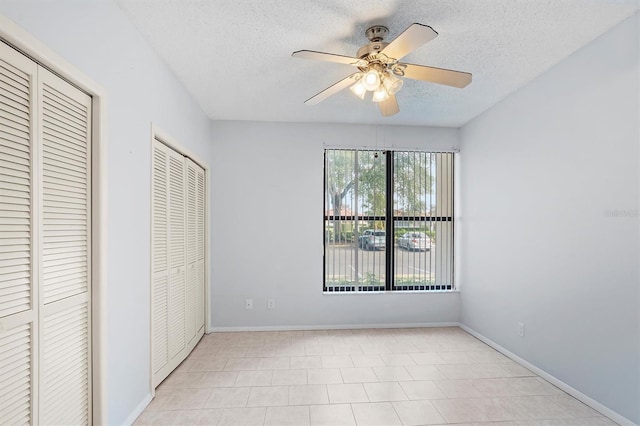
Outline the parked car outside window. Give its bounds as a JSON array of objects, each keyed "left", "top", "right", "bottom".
[
  {"left": 358, "top": 230, "right": 386, "bottom": 250},
  {"left": 398, "top": 232, "right": 431, "bottom": 251}
]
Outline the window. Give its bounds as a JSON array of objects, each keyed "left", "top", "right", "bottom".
[{"left": 324, "top": 149, "right": 454, "bottom": 292}]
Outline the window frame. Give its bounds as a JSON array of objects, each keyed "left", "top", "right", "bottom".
[{"left": 323, "top": 149, "right": 454, "bottom": 293}]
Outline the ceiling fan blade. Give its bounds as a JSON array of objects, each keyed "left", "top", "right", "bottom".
[
  {"left": 378, "top": 94, "right": 399, "bottom": 117},
  {"left": 292, "top": 50, "right": 365, "bottom": 67},
  {"left": 397, "top": 63, "right": 472, "bottom": 88},
  {"left": 304, "top": 73, "right": 360, "bottom": 105},
  {"left": 380, "top": 23, "right": 438, "bottom": 61}
]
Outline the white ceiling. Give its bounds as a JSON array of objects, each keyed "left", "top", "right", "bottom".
[{"left": 115, "top": 0, "right": 638, "bottom": 127}]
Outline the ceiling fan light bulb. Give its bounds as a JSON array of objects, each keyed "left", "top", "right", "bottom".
[
  {"left": 383, "top": 73, "right": 404, "bottom": 95},
  {"left": 372, "top": 86, "right": 390, "bottom": 103},
  {"left": 362, "top": 70, "right": 381, "bottom": 91},
  {"left": 349, "top": 81, "right": 366, "bottom": 100}
]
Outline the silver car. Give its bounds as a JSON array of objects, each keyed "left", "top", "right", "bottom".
[
  {"left": 358, "top": 230, "right": 386, "bottom": 250},
  {"left": 398, "top": 232, "right": 431, "bottom": 251}
]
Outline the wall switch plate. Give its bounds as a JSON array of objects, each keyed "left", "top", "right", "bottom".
[
  {"left": 518, "top": 321, "right": 525, "bottom": 337},
  {"left": 245, "top": 299, "right": 253, "bottom": 310},
  {"left": 267, "top": 299, "right": 275, "bottom": 309}
]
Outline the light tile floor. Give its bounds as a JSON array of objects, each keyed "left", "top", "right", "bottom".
[{"left": 135, "top": 327, "right": 616, "bottom": 425}]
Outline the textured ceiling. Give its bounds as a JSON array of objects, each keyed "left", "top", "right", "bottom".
[{"left": 115, "top": 0, "right": 638, "bottom": 127}]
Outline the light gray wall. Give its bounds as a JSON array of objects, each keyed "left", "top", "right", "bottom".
[
  {"left": 459, "top": 14, "right": 639, "bottom": 424},
  {"left": 210, "top": 121, "right": 461, "bottom": 329},
  {"left": 0, "top": 1, "right": 213, "bottom": 424}
]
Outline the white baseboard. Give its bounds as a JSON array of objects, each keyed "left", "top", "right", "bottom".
[
  {"left": 209, "top": 322, "right": 459, "bottom": 333},
  {"left": 458, "top": 323, "right": 636, "bottom": 426},
  {"left": 123, "top": 393, "right": 153, "bottom": 426}
]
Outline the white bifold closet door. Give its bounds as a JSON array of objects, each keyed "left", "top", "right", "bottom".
[
  {"left": 185, "top": 158, "right": 205, "bottom": 347},
  {"left": 152, "top": 139, "right": 205, "bottom": 387},
  {"left": 0, "top": 42, "right": 92, "bottom": 424}
]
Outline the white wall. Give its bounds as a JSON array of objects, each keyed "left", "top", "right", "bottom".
[
  {"left": 0, "top": 1, "right": 213, "bottom": 424},
  {"left": 460, "top": 14, "right": 639, "bottom": 424},
  {"left": 210, "top": 121, "right": 460, "bottom": 329}
]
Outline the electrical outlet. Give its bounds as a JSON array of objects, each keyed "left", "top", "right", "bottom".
[
  {"left": 245, "top": 299, "right": 253, "bottom": 310},
  {"left": 268, "top": 299, "right": 275, "bottom": 309},
  {"left": 518, "top": 321, "right": 525, "bottom": 337}
]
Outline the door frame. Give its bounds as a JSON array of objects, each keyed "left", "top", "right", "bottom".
[{"left": 0, "top": 14, "right": 108, "bottom": 425}]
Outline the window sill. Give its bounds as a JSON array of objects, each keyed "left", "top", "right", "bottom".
[{"left": 322, "top": 289, "right": 459, "bottom": 295}]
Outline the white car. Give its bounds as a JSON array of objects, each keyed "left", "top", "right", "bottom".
[{"left": 398, "top": 232, "right": 431, "bottom": 251}]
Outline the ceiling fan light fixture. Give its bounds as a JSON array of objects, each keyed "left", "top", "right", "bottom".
[
  {"left": 349, "top": 80, "right": 367, "bottom": 99},
  {"left": 372, "top": 86, "right": 390, "bottom": 103},
  {"left": 383, "top": 72, "right": 404, "bottom": 95},
  {"left": 362, "top": 70, "right": 381, "bottom": 91},
  {"left": 291, "top": 22, "right": 472, "bottom": 117}
]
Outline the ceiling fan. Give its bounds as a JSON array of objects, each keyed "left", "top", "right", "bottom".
[{"left": 292, "top": 23, "right": 472, "bottom": 117}]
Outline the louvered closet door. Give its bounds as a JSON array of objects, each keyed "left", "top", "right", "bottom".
[
  {"left": 185, "top": 160, "right": 196, "bottom": 343},
  {"left": 186, "top": 159, "right": 205, "bottom": 342},
  {"left": 0, "top": 41, "right": 38, "bottom": 426},
  {"left": 152, "top": 139, "right": 188, "bottom": 386},
  {"left": 194, "top": 163, "right": 205, "bottom": 332},
  {"left": 167, "top": 149, "right": 186, "bottom": 362},
  {"left": 0, "top": 43, "right": 92, "bottom": 425},
  {"left": 38, "top": 68, "right": 91, "bottom": 425},
  {"left": 151, "top": 142, "right": 170, "bottom": 377},
  {"left": 151, "top": 140, "right": 206, "bottom": 388}
]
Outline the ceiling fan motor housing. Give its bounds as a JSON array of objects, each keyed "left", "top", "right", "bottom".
[
  {"left": 357, "top": 42, "right": 389, "bottom": 60},
  {"left": 365, "top": 25, "right": 389, "bottom": 42},
  {"left": 358, "top": 25, "right": 391, "bottom": 61}
]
